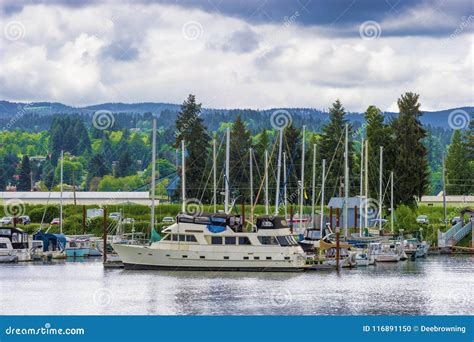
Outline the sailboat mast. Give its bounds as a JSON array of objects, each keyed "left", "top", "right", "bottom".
[
  {"left": 364, "top": 140, "right": 369, "bottom": 229},
  {"left": 213, "top": 138, "right": 217, "bottom": 213},
  {"left": 264, "top": 149, "right": 269, "bottom": 215},
  {"left": 442, "top": 156, "right": 447, "bottom": 229},
  {"left": 390, "top": 171, "right": 394, "bottom": 233},
  {"left": 379, "top": 146, "right": 383, "bottom": 232},
  {"left": 60, "top": 150, "right": 64, "bottom": 235},
  {"left": 299, "top": 125, "right": 306, "bottom": 230},
  {"left": 311, "top": 144, "right": 316, "bottom": 229},
  {"left": 359, "top": 138, "right": 364, "bottom": 236},
  {"left": 274, "top": 129, "right": 283, "bottom": 215},
  {"left": 320, "top": 159, "right": 326, "bottom": 236},
  {"left": 283, "top": 152, "right": 288, "bottom": 218},
  {"left": 344, "top": 124, "right": 349, "bottom": 238},
  {"left": 249, "top": 148, "right": 254, "bottom": 224},
  {"left": 181, "top": 140, "right": 186, "bottom": 213},
  {"left": 225, "top": 128, "right": 230, "bottom": 214},
  {"left": 150, "top": 119, "right": 157, "bottom": 235}
]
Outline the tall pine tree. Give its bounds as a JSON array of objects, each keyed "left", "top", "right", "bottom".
[
  {"left": 230, "top": 115, "right": 252, "bottom": 203},
  {"left": 175, "top": 95, "right": 210, "bottom": 201},
  {"left": 319, "top": 99, "right": 354, "bottom": 200},
  {"left": 17, "top": 155, "right": 31, "bottom": 191},
  {"left": 364, "top": 105, "right": 396, "bottom": 206},
  {"left": 391, "top": 92, "right": 429, "bottom": 206}
]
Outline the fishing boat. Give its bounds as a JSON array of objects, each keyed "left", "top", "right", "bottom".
[
  {"left": 65, "top": 237, "right": 90, "bottom": 258},
  {"left": 113, "top": 214, "right": 308, "bottom": 271},
  {"left": 0, "top": 227, "right": 32, "bottom": 261},
  {"left": 0, "top": 237, "right": 18, "bottom": 263},
  {"left": 372, "top": 241, "right": 401, "bottom": 262},
  {"left": 33, "top": 231, "right": 67, "bottom": 259}
]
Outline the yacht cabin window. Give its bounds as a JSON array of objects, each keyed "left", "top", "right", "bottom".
[
  {"left": 211, "top": 236, "right": 223, "bottom": 245},
  {"left": 258, "top": 236, "right": 279, "bottom": 245},
  {"left": 238, "top": 237, "right": 251, "bottom": 245},
  {"left": 0, "top": 243, "right": 7, "bottom": 249},
  {"left": 224, "top": 237, "right": 236, "bottom": 245}
]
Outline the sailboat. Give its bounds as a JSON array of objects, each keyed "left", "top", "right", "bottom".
[{"left": 33, "top": 150, "right": 66, "bottom": 259}]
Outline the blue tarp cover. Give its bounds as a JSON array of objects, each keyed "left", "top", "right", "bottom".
[
  {"left": 33, "top": 231, "right": 66, "bottom": 252},
  {"left": 207, "top": 225, "right": 226, "bottom": 233}
]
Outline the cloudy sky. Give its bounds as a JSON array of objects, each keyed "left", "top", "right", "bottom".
[{"left": 0, "top": 0, "right": 472, "bottom": 111}]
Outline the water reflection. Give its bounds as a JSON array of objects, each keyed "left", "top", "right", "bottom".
[{"left": 0, "top": 255, "right": 472, "bottom": 315}]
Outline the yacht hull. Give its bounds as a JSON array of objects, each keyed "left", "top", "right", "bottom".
[{"left": 113, "top": 243, "right": 307, "bottom": 272}]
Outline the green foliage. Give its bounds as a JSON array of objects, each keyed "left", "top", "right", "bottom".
[
  {"left": 97, "top": 174, "right": 146, "bottom": 191},
  {"left": 391, "top": 92, "right": 430, "bottom": 206},
  {"left": 17, "top": 155, "right": 31, "bottom": 191},
  {"left": 394, "top": 204, "right": 418, "bottom": 232},
  {"left": 174, "top": 94, "right": 211, "bottom": 200},
  {"left": 445, "top": 130, "right": 473, "bottom": 195},
  {"left": 319, "top": 99, "right": 354, "bottom": 200}
]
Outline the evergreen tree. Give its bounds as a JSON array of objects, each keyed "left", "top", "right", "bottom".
[
  {"left": 319, "top": 99, "right": 354, "bottom": 200},
  {"left": 445, "top": 130, "right": 472, "bottom": 195},
  {"left": 391, "top": 92, "right": 429, "bottom": 206},
  {"left": 40, "top": 159, "right": 55, "bottom": 190},
  {"left": 364, "top": 105, "right": 396, "bottom": 206},
  {"left": 88, "top": 153, "right": 111, "bottom": 186},
  {"left": 0, "top": 161, "right": 6, "bottom": 191},
  {"left": 174, "top": 94, "right": 210, "bottom": 200},
  {"left": 283, "top": 124, "right": 302, "bottom": 200},
  {"left": 17, "top": 155, "right": 31, "bottom": 191},
  {"left": 229, "top": 115, "right": 252, "bottom": 203},
  {"left": 115, "top": 150, "right": 134, "bottom": 178}
]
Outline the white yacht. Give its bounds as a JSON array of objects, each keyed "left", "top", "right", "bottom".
[{"left": 112, "top": 214, "right": 308, "bottom": 271}]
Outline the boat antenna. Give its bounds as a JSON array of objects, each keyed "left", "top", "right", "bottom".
[
  {"left": 299, "top": 125, "right": 306, "bottom": 231},
  {"left": 224, "top": 127, "right": 230, "bottom": 214},
  {"left": 264, "top": 149, "right": 269, "bottom": 215},
  {"left": 213, "top": 138, "right": 217, "bottom": 213},
  {"left": 344, "top": 124, "right": 349, "bottom": 238},
  {"left": 150, "top": 118, "right": 157, "bottom": 236},
  {"left": 274, "top": 129, "right": 283, "bottom": 215},
  {"left": 60, "top": 150, "right": 64, "bottom": 235},
  {"left": 181, "top": 139, "right": 186, "bottom": 213},
  {"left": 249, "top": 147, "right": 254, "bottom": 224},
  {"left": 320, "top": 159, "right": 326, "bottom": 236},
  {"left": 378, "top": 146, "right": 383, "bottom": 233},
  {"left": 311, "top": 143, "right": 316, "bottom": 229}
]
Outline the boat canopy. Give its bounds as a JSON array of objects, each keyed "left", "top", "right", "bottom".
[
  {"left": 33, "top": 231, "right": 66, "bottom": 252},
  {"left": 256, "top": 216, "right": 289, "bottom": 230}
]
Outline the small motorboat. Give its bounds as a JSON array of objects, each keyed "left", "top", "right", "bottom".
[
  {"left": 0, "top": 237, "right": 18, "bottom": 263},
  {"left": 372, "top": 242, "right": 401, "bottom": 262}
]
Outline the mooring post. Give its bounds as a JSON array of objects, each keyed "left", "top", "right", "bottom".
[
  {"left": 82, "top": 205, "right": 86, "bottom": 235},
  {"left": 354, "top": 205, "right": 358, "bottom": 230},
  {"left": 103, "top": 206, "right": 107, "bottom": 264},
  {"left": 336, "top": 208, "right": 340, "bottom": 228},
  {"left": 329, "top": 206, "right": 333, "bottom": 229},
  {"left": 241, "top": 202, "right": 245, "bottom": 231},
  {"left": 289, "top": 205, "right": 294, "bottom": 233},
  {"left": 336, "top": 226, "right": 340, "bottom": 271}
]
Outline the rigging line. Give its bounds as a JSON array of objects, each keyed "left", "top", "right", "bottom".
[{"left": 199, "top": 133, "right": 226, "bottom": 203}]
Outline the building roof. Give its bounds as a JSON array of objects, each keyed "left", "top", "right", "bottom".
[
  {"left": 420, "top": 195, "right": 474, "bottom": 203},
  {"left": 0, "top": 192, "right": 150, "bottom": 205}
]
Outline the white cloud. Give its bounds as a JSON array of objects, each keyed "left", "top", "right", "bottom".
[{"left": 0, "top": 2, "right": 472, "bottom": 112}]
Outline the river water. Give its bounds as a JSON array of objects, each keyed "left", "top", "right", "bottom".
[{"left": 0, "top": 255, "right": 472, "bottom": 315}]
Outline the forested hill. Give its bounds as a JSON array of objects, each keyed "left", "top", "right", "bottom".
[{"left": 0, "top": 100, "right": 471, "bottom": 132}]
